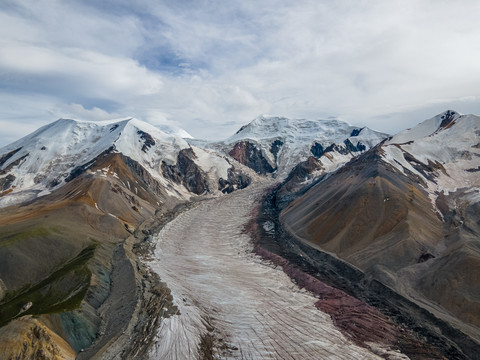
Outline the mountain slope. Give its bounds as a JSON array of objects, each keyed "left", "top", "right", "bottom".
[
  {"left": 280, "top": 111, "right": 480, "bottom": 342},
  {"left": 0, "top": 148, "right": 178, "bottom": 355},
  {"left": 1, "top": 111, "right": 478, "bottom": 359}
]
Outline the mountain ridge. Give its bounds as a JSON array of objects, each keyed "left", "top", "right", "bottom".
[
  {"left": 280, "top": 110, "right": 480, "bottom": 345},
  {"left": 0, "top": 110, "right": 478, "bottom": 359},
  {"left": 192, "top": 114, "right": 389, "bottom": 178},
  {"left": 0, "top": 117, "right": 252, "bottom": 208}
]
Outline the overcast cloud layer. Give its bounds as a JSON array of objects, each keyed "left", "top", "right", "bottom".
[{"left": 1, "top": 0, "right": 480, "bottom": 146}]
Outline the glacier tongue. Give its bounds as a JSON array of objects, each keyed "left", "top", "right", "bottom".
[{"left": 149, "top": 183, "right": 384, "bottom": 360}]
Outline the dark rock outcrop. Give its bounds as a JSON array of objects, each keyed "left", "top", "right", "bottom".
[
  {"left": 121, "top": 156, "right": 167, "bottom": 198},
  {"left": 439, "top": 110, "right": 458, "bottom": 130},
  {"left": 234, "top": 124, "right": 248, "bottom": 135},
  {"left": 286, "top": 156, "right": 323, "bottom": 183},
  {"left": 218, "top": 168, "right": 251, "bottom": 194},
  {"left": 466, "top": 166, "right": 480, "bottom": 172},
  {"left": 137, "top": 130, "right": 155, "bottom": 153},
  {"left": 327, "top": 139, "right": 365, "bottom": 155},
  {"left": 0, "top": 147, "right": 22, "bottom": 169},
  {"left": 65, "top": 147, "right": 115, "bottom": 182},
  {"left": 343, "top": 138, "right": 366, "bottom": 153},
  {"left": 276, "top": 156, "right": 323, "bottom": 209},
  {"left": 0, "top": 174, "right": 15, "bottom": 192},
  {"left": 402, "top": 151, "right": 446, "bottom": 181},
  {"left": 310, "top": 143, "right": 325, "bottom": 158},
  {"left": 162, "top": 148, "right": 208, "bottom": 195},
  {"left": 311, "top": 139, "right": 365, "bottom": 158},
  {"left": 228, "top": 141, "right": 275, "bottom": 175},
  {"left": 269, "top": 140, "right": 283, "bottom": 162},
  {"left": 350, "top": 128, "right": 364, "bottom": 137}
]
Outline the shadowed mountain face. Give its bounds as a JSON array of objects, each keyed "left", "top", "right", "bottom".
[
  {"left": 228, "top": 140, "right": 276, "bottom": 175},
  {"left": 280, "top": 112, "right": 480, "bottom": 342}
]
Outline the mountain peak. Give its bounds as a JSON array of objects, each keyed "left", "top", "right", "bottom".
[
  {"left": 222, "top": 114, "right": 389, "bottom": 177},
  {"left": 387, "top": 110, "right": 473, "bottom": 145},
  {"left": 439, "top": 109, "right": 460, "bottom": 119},
  {"left": 381, "top": 111, "right": 480, "bottom": 205},
  {"left": 0, "top": 117, "right": 192, "bottom": 206},
  {"left": 229, "top": 115, "right": 385, "bottom": 143}
]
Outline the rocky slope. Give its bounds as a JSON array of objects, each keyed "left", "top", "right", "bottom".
[
  {"left": 280, "top": 111, "right": 480, "bottom": 347},
  {"left": 0, "top": 150, "right": 174, "bottom": 358}
]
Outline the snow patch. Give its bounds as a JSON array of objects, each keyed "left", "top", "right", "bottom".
[{"left": 191, "top": 146, "right": 230, "bottom": 180}]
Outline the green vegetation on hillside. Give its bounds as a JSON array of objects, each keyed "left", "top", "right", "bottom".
[{"left": 0, "top": 244, "right": 96, "bottom": 327}]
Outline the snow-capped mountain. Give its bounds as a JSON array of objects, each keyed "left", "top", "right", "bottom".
[
  {"left": 381, "top": 110, "right": 480, "bottom": 208},
  {"left": 202, "top": 115, "right": 388, "bottom": 177},
  {"left": 0, "top": 118, "right": 248, "bottom": 207},
  {"left": 1, "top": 110, "right": 479, "bottom": 360}
]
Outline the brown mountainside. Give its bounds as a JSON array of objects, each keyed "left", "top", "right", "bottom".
[
  {"left": 280, "top": 146, "right": 480, "bottom": 342},
  {"left": 0, "top": 151, "right": 183, "bottom": 358}
]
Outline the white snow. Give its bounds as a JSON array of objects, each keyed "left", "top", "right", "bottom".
[
  {"left": 0, "top": 190, "right": 39, "bottom": 208},
  {"left": 227, "top": 115, "right": 385, "bottom": 148},
  {"left": 156, "top": 124, "right": 194, "bottom": 139},
  {"left": 462, "top": 187, "right": 480, "bottom": 203},
  {"left": 381, "top": 111, "right": 480, "bottom": 208},
  {"left": 388, "top": 114, "right": 444, "bottom": 144},
  {"left": 36, "top": 189, "right": 51, "bottom": 198},
  {"left": 381, "top": 145, "right": 422, "bottom": 177},
  {"left": 190, "top": 146, "right": 230, "bottom": 180}
]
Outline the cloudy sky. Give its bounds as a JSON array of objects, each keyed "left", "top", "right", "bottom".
[{"left": 1, "top": 0, "right": 479, "bottom": 146}]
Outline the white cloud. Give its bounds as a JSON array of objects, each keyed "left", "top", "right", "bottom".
[
  {"left": 1, "top": 0, "right": 480, "bottom": 146},
  {"left": 0, "top": 46, "right": 163, "bottom": 98},
  {"left": 48, "top": 103, "right": 121, "bottom": 121},
  {"left": 0, "top": 92, "right": 56, "bottom": 147}
]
